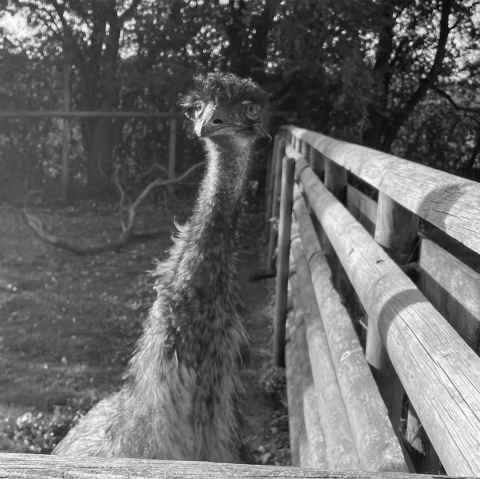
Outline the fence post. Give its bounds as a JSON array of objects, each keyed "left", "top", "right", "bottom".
[
  {"left": 273, "top": 155, "right": 295, "bottom": 367},
  {"left": 324, "top": 158, "right": 347, "bottom": 203},
  {"left": 369, "top": 193, "right": 419, "bottom": 432},
  {"left": 323, "top": 157, "right": 348, "bottom": 292},
  {"left": 167, "top": 113, "right": 177, "bottom": 195},
  {"left": 265, "top": 135, "right": 280, "bottom": 233},
  {"left": 61, "top": 37, "right": 72, "bottom": 203},
  {"left": 266, "top": 136, "right": 285, "bottom": 270}
]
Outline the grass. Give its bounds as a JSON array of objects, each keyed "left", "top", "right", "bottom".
[{"left": 0, "top": 197, "right": 289, "bottom": 463}]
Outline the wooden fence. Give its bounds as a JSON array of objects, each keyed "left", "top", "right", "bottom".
[
  {"left": 0, "top": 453, "right": 468, "bottom": 478},
  {"left": 266, "top": 126, "right": 480, "bottom": 476}
]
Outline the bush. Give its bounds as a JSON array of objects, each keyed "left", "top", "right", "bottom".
[{"left": 2, "top": 405, "right": 85, "bottom": 453}]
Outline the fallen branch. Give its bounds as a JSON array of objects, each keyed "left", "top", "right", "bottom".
[{"left": 23, "top": 161, "right": 205, "bottom": 255}]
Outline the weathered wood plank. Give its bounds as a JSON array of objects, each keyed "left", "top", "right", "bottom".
[
  {"left": 266, "top": 140, "right": 286, "bottom": 270},
  {"left": 346, "top": 185, "right": 377, "bottom": 235},
  {"left": 274, "top": 156, "right": 296, "bottom": 367},
  {"left": 285, "top": 290, "right": 312, "bottom": 467},
  {"left": 293, "top": 189, "right": 407, "bottom": 473},
  {"left": 287, "top": 254, "right": 327, "bottom": 468},
  {"left": 284, "top": 127, "right": 480, "bottom": 255},
  {"left": 374, "top": 194, "right": 419, "bottom": 266},
  {"left": 369, "top": 194, "right": 418, "bottom": 431},
  {"left": 419, "top": 238, "right": 480, "bottom": 352},
  {"left": 295, "top": 156, "right": 480, "bottom": 476},
  {"left": 0, "top": 453, "right": 466, "bottom": 478},
  {"left": 265, "top": 136, "right": 280, "bottom": 230},
  {"left": 290, "top": 220, "right": 359, "bottom": 470},
  {"left": 302, "top": 384, "right": 327, "bottom": 468}
]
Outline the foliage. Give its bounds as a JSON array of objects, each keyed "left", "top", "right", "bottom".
[
  {"left": 2, "top": 406, "right": 85, "bottom": 453},
  {"left": 0, "top": 0, "right": 479, "bottom": 199}
]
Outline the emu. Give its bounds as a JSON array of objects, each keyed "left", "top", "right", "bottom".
[{"left": 54, "top": 73, "right": 269, "bottom": 461}]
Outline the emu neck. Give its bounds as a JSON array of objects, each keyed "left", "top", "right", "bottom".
[
  {"left": 136, "top": 136, "right": 253, "bottom": 367},
  {"left": 192, "top": 137, "right": 251, "bottom": 240}
]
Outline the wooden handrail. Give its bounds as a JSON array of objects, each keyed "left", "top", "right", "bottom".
[
  {"left": 284, "top": 127, "right": 480, "bottom": 256},
  {"left": 292, "top": 153, "right": 480, "bottom": 476},
  {"left": 292, "top": 187, "right": 408, "bottom": 472},
  {"left": 0, "top": 453, "right": 466, "bottom": 478}
]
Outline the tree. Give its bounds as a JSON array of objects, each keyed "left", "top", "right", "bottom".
[{"left": 1, "top": 0, "right": 478, "bottom": 199}]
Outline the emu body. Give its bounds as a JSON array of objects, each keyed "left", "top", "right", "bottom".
[{"left": 54, "top": 73, "right": 268, "bottom": 461}]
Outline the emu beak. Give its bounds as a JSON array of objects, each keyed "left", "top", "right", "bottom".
[
  {"left": 196, "top": 103, "right": 216, "bottom": 137},
  {"left": 254, "top": 123, "right": 272, "bottom": 141}
]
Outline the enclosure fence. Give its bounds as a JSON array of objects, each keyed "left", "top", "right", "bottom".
[{"left": 267, "top": 126, "right": 480, "bottom": 476}]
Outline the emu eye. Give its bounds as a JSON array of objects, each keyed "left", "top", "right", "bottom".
[
  {"left": 243, "top": 102, "right": 261, "bottom": 121},
  {"left": 185, "top": 101, "right": 204, "bottom": 120}
]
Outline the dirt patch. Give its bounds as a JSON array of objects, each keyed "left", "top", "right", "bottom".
[{"left": 0, "top": 200, "right": 289, "bottom": 463}]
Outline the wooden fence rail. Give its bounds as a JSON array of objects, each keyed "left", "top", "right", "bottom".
[
  {"left": 268, "top": 126, "right": 480, "bottom": 476},
  {"left": 0, "top": 453, "right": 471, "bottom": 478}
]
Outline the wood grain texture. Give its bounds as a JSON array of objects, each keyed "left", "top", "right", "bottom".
[
  {"left": 295, "top": 156, "right": 480, "bottom": 476},
  {"left": 265, "top": 136, "right": 280, "bottom": 229},
  {"left": 0, "top": 453, "right": 467, "bottom": 478},
  {"left": 371, "top": 193, "right": 418, "bottom": 434},
  {"left": 285, "top": 290, "right": 313, "bottom": 467},
  {"left": 292, "top": 190, "right": 407, "bottom": 473},
  {"left": 302, "top": 384, "right": 328, "bottom": 468},
  {"left": 274, "top": 156, "right": 296, "bottom": 366},
  {"left": 287, "top": 251, "right": 327, "bottom": 469},
  {"left": 290, "top": 220, "right": 359, "bottom": 470},
  {"left": 419, "top": 238, "right": 480, "bottom": 352},
  {"left": 284, "top": 127, "right": 480, "bottom": 255},
  {"left": 266, "top": 140, "right": 286, "bottom": 270}
]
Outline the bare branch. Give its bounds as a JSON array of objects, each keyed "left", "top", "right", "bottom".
[
  {"left": 23, "top": 161, "right": 205, "bottom": 255},
  {"left": 139, "top": 162, "right": 169, "bottom": 179},
  {"left": 384, "top": 0, "right": 455, "bottom": 145},
  {"left": 434, "top": 87, "right": 480, "bottom": 115}
]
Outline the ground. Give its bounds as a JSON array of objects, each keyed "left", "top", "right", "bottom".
[{"left": 0, "top": 195, "right": 289, "bottom": 464}]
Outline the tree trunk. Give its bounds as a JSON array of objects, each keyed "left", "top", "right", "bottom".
[
  {"left": 362, "top": 1, "right": 395, "bottom": 149},
  {"left": 86, "top": 118, "right": 114, "bottom": 193}
]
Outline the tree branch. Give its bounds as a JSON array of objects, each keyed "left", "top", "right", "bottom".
[
  {"left": 433, "top": 87, "right": 480, "bottom": 115},
  {"left": 383, "top": 0, "right": 454, "bottom": 147},
  {"left": 23, "top": 161, "right": 205, "bottom": 255}
]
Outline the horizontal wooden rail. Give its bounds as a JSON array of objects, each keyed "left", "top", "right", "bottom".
[
  {"left": 290, "top": 218, "right": 360, "bottom": 471},
  {"left": 0, "top": 110, "right": 178, "bottom": 118},
  {"left": 292, "top": 154, "right": 480, "bottom": 476},
  {"left": 286, "top": 257, "right": 327, "bottom": 468},
  {"left": 284, "top": 127, "right": 480, "bottom": 256},
  {"left": 0, "top": 453, "right": 466, "bottom": 478},
  {"left": 419, "top": 237, "right": 480, "bottom": 350},
  {"left": 292, "top": 187, "right": 408, "bottom": 472}
]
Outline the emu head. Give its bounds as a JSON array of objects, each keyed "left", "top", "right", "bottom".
[{"left": 180, "top": 72, "right": 270, "bottom": 145}]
